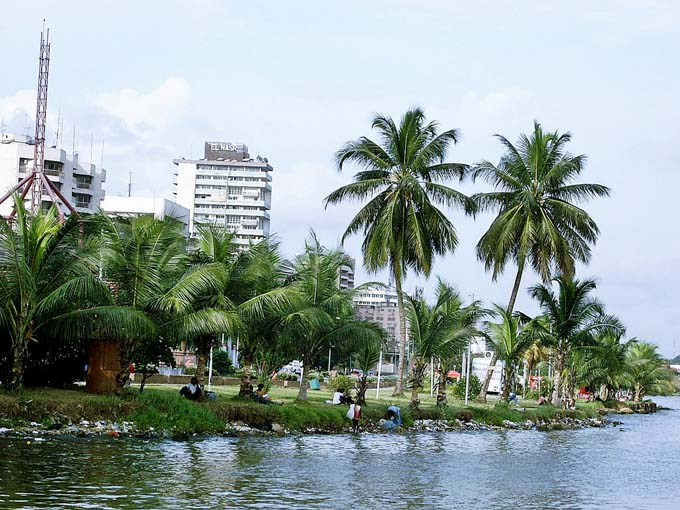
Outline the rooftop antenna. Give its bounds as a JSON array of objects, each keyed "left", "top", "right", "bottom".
[
  {"left": 127, "top": 171, "right": 132, "bottom": 197},
  {"left": 52, "top": 107, "right": 61, "bottom": 147},
  {"left": 89, "top": 133, "right": 93, "bottom": 164},
  {"left": 0, "top": 23, "right": 77, "bottom": 221},
  {"left": 100, "top": 139, "right": 104, "bottom": 169},
  {"left": 1, "top": 118, "right": 5, "bottom": 136}
]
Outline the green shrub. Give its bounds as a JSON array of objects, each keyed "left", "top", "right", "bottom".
[
  {"left": 212, "top": 350, "right": 235, "bottom": 376},
  {"left": 276, "top": 372, "right": 298, "bottom": 381},
  {"left": 451, "top": 375, "right": 481, "bottom": 400},
  {"left": 327, "top": 374, "right": 352, "bottom": 393}
]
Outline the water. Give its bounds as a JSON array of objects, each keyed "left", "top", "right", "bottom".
[{"left": 2, "top": 396, "right": 679, "bottom": 509}]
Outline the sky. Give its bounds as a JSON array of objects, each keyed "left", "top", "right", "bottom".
[{"left": 1, "top": 1, "right": 679, "bottom": 356}]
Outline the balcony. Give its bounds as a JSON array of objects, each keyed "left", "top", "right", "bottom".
[{"left": 240, "top": 218, "right": 259, "bottom": 227}]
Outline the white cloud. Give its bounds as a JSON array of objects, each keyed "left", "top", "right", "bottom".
[
  {"left": 92, "top": 77, "right": 190, "bottom": 139},
  {"left": 0, "top": 89, "right": 34, "bottom": 125}
]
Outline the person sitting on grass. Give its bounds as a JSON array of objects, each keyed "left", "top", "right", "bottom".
[
  {"left": 508, "top": 392, "right": 519, "bottom": 405},
  {"left": 537, "top": 395, "right": 547, "bottom": 406},
  {"left": 326, "top": 388, "right": 349, "bottom": 405},
  {"left": 179, "top": 377, "right": 202, "bottom": 401},
  {"left": 256, "top": 383, "right": 271, "bottom": 401}
]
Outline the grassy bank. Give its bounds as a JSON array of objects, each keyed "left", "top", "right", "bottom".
[{"left": 0, "top": 384, "right": 606, "bottom": 437}]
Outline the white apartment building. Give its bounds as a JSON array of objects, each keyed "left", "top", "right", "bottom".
[
  {"left": 0, "top": 133, "right": 106, "bottom": 216},
  {"left": 100, "top": 196, "right": 190, "bottom": 236},
  {"left": 173, "top": 142, "right": 272, "bottom": 248}
]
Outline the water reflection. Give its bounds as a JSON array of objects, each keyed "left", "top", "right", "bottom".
[{"left": 0, "top": 397, "right": 679, "bottom": 509}]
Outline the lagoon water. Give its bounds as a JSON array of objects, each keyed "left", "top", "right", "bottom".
[{"left": 1, "top": 396, "right": 679, "bottom": 510}]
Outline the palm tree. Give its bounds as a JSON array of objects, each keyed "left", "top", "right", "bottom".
[
  {"left": 262, "top": 234, "right": 383, "bottom": 401},
  {"left": 622, "top": 342, "right": 673, "bottom": 401},
  {"left": 575, "top": 333, "right": 635, "bottom": 400},
  {"left": 529, "top": 275, "right": 624, "bottom": 405},
  {"left": 0, "top": 199, "right": 115, "bottom": 388},
  {"left": 92, "top": 215, "right": 239, "bottom": 391},
  {"left": 472, "top": 122, "right": 610, "bottom": 402},
  {"left": 324, "top": 108, "right": 475, "bottom": 395},
  {"left": 524, "top": 337, "right": 549, "bottom": 393},
  {"left": 484, "top": 306, "right": 535, "bottom": 402},
  {"left": 352, "top": 333, "right": 383, "bottom": 406},
  {"left": 405, "top": 279, "right": 482, "bottom": 409}
]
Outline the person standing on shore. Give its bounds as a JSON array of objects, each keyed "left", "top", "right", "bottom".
[{"left": 347, "top": 403, "right": 362, "bottom": 433}]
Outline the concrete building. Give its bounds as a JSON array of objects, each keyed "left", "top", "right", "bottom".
[
  {"left": 173, "top": 142, "right": 272, "bottom": 248},
  {"left": 353, "top": 285, "right": 404, "bottom": 373},
  {"left": 0, "top": 133, "right": 106, "bottom": 216},
  {"left": 338, "top": 259, "right": 355, "bottom": 290},
  {"left": 100, "top": 196, "right": 190, "bottom": 236}
]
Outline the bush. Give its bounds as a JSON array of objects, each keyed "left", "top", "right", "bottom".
[
  {"left": 212, "top": 350, "right": 235, "bottom": 376},
  {"left": 276, "top": 372, "right": 298, "bottom": 382},
  {"left": 327, "top": 374, "right": 352, "bottom": 393},
  {"left": 451, "top": 375, "right": 481, "bottom": 400},
  {"left": 307, "top": 371, "right": 323, "bottom": 381}
]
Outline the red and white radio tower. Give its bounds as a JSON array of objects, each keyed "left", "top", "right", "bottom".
[{"left": 0, "top": 24, "right": 77, "bottom": 221}]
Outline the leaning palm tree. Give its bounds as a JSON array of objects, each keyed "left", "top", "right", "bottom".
[
  {"left": 472, "top": 122, "right": 610, "bottom": 402},
  {"left": 484, "top": 306, "right": 535, "bottom": 402},
  {"left": 324, "top": 108, "right": 475, "bottom": 395},
  {"left": 405, "top": 279, "right": 482, "bottom": 409},
  {"left": 529, "top": 275, "right": 624, "bottom": 405}
]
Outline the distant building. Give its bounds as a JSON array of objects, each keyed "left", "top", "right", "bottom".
[
  {"left": 173, "top": 142, "right": 272, "bottom": 248},
  {"left": 353, "top": 285, "right": 405, "bottom": 373},
  {"left": 100, "top": 196, "right": 190, "bottom": 236},
  {"left": 0, "top": 133, "right": 106, "bottom": 216},
  {"left": 338, "top": 259, "right": 355, "bottom": 290}
]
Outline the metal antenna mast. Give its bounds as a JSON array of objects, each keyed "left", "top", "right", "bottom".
[{"left": 0, "top": 24, "right": 77, "bottom": 221}]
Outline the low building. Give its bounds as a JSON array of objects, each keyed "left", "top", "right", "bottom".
[
  {"left": 100, "top": 196, "right": 190, "bottom": 236},
  {"left": 0, "top": 133, "right": 106, "bottom": 216}
]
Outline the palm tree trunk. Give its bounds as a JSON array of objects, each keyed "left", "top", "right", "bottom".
[
  {"left": 356, "top": 376, "right": 368, "bottom": 406},
  {"left": 410, "top": 360, "right": 424, "bottom": 409},
  {"left": 551, "top": 349, "right": 565, "bottom": 405},
  {"left": 9, "top": 342, "right": 25, "bottom": 389},
  {"left": 297, "top": 356, "right": 311, "bottom": 401},
  {"left": 239, "top": 361, "right": 253, "bottom": 396},
  {"left": 501, "top": 364, "right": 512, "bottom": 402},
  {"left": 195, "top": 335, "right": 212, "bottom": 385},
  {"left": 477, "top": 262, "right": 525, "bottom": 403},
  {"left": 393, "top": 274, "right": 407, "bottom": 396},
  {"left": 436, "top": 361, "right": 448, "bottom": 406}
]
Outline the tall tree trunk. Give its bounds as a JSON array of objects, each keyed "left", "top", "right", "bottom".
[
  {"left": 477, "top": 262, "right": 525, "bottom": 403},
  {"left": 436, "top": 360, "right": 448, "bottom": 406},
  {"left": 501, "top": 364, "right": 512, "bottom": 402},
  {"left": 297, "top": 356, "right": 311, "bottom": 401},
  {"left": 393, "top": 274, "right": 407, "bottom": 396},
  {"left": 115, "top": 340, "right": 133, "bottom": 393},
  {"left": 551, "top": 349, "right": 565, "bottom": 405},
  {"left": 410, "top": 360, "right": 424, "bottom": 409},
  {"left": 9, "top": 342, "right": 25, "bottom": 390}
]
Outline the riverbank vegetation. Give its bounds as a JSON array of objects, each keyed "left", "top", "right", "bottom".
[
  {"left": 0, "top": 386, "right": 607, "bottom": 437},
  {"left": 0, "top": 109, "right": 676, "bottom": 426}
]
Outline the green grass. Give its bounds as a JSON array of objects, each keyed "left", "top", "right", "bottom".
[{"left": 0, "top": 385, "right": 600, "bottom": 435}]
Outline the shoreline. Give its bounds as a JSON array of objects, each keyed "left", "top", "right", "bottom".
[{"left": 0, "top": 387, "right": 651, "bottom": 441}]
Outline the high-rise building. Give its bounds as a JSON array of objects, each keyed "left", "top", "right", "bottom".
[
  {"left": 0, "top": 133, "right": 106, "bottom": 216},
  {"left": 173, "top": 142, "right": 272, "bottom": 248},
  {"left": 353, "top": 285, "right": 405, "bottom": 373},
  {"left": 338, "top": 259, "right": 355, "bottom": 290}
]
